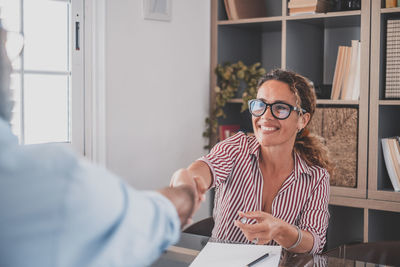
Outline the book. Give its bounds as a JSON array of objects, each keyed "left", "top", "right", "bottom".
[
  {"left": 289, "top": 6, "right": 317, "bottom": 14},
  {"left": 316, "top": 0, "right": 334, "bottom": 13},
  {"left": 224, "top": 0, "right": 233, "bottom": 20},
  {"left": 289, "top": 10, "right": 316, "bottom": 16},
  {"left": 389, "top": 138, "right": 400, "bottom": 183},
  {"left": 332, "top": 46, "right": 349, "bottom": 100},
  {"left": 288, "top": 0, "right": 318, "bottom": 9},
  {"left": 219, "top": 124, "right": 240, "bottom": 141},
  {"left": 381, "top": 138, "right": 400, "bottom": 191},
  {"left": 331, "top": 46, "right": 345, "bottom": 100},
  {"left": 227, "top": 0, "right": 267, "bottom": 20},
  {"left": 386, "top": 0, "right": 397, "bottom": 8},
  {"left": 339, "top": 46, "right": 352, "bottom": 99},
  {"left": 342, "top": 40, "right": 360, "bottom": 100},
  {"left": 352, "top": 41, "right": 361, "bottom": 100},
  {"left": 288, "top": 0, "right": 333, "bottom": 11}
]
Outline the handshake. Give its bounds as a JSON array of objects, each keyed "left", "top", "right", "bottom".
[{"left": 163, "top": 167, "right": 209, "bottom": 227}]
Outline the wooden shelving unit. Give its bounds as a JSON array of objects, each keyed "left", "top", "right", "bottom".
[
  {"left": 210, "top": 0, "right": 400, "bottom": 250},
  {"left": 368, "top": 0, "right": 400, "bottom": 204}
]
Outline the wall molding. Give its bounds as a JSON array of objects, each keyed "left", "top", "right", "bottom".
[{"left": 84, "top": 0, "right": 107, "bottom": 166}]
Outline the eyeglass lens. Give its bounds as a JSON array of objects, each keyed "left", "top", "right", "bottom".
[{"left": 249, "top": 100, "right": 292, "bottom": 119}]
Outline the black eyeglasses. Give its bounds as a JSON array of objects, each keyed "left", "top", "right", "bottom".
[{"left": 248, "top": 99, "right": 307, "bottom": 120}]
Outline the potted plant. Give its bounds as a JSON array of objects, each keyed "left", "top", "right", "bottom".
[{"left": 203, "top": 61, "right": 266, "bottom": 149}]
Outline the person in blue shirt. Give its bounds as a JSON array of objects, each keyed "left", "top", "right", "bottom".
[{"left": 0, "top": 23, "right": 206, "bottom": 267}]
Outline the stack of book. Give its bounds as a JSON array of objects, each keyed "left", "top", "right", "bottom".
[
  {"left": 288, "top": 0, "right": 333, "bottom": 16},
  {"left": 224, "top": 0, "right": 266, "bottom": 20},
  {"left": 385, "top": 19, "right": 400, "bottom": 99},
  {"left": 330, "top": 40, "right": 361, "bottom": 100},
  {"left": 381, "top": 137, "right": 400, "bottom": 192},
  {"left": 385, "top": 0, "right": 400, "bottom": 8}
]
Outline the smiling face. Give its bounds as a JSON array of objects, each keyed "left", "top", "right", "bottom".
[{"left": 252, "top": 80, "right": 310, "bottom": 150}]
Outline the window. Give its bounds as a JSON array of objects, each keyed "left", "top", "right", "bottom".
[{"left": 1, "top": 0, "right": 84, "bottom": 153}]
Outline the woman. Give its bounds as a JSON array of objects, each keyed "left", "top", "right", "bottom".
[{"left": 171, "top": 69, "right": 333, "bottom": 254}]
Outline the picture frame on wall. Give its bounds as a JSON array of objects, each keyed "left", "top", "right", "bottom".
[{"left": 142, "top": 0, "right": 172, "bottom": 21}]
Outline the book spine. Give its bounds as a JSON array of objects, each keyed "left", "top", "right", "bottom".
[
  {"left": 343, "top": 40, "right": 359, "bottom": 100},
  {"left": 386, "top": 0, "right": 397, "bottom": 8},
  {"left": 224, "top": 0, "right": 232, "bottom": 20},
  {"left": 228, "top": 0, "right": 238, "bottom": 20},
  {"left": 381, "top": 138, "right": 400, "bottom": 191},
  {"left": 388, "top": 138, "right": 400, "bottom": 187},
  {"left": 331, "top": 46, "right": 341, "bottom": 100},
  {"left": 340, "top": 46, "right": 352, "bottom": 100},
  {"left": 352, "top": 41, "right": 361, "bottom": 100}
]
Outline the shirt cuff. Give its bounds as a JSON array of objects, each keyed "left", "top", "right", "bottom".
[
  {"left": 150, "top": 191, "right": 181, "bottom": 243},
  {"left": 309, "top": 230, "right": 321, "bottom": 254},
  {"left": 198, "top": 156, "right": 216, "bottom": 188}
]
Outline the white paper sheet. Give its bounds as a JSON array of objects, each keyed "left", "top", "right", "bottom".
[{"left": 189, "top": 242, "right": 282, "bottom": 267}]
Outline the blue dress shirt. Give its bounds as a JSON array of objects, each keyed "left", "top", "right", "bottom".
[{"left": 0, "top": 118, "right": 180, "bottom": 267}]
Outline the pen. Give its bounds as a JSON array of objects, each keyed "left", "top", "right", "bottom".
[{"left": 246, "top": 252, "right": 269, "bottom": 267}]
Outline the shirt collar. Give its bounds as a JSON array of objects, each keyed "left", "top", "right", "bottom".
[
  {"left": 294, "top": 152, "right": 312, "bottom": 178},
  {"left": 249, "top": 135, "right": 312, "bottom": 178},
  {"left": 249, "top": 136, "right": 261, "bottom": 156}
]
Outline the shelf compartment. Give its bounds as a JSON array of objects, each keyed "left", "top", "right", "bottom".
[
  {"left": 286, "top": 16, "right": 360, "bottom": 91},
  {"left": 376, "top": 106, "right": 400, "bottom": 193},
  {"left": 217, "top": 22, "right": 282, "bottom": 75},
  {"left": 368, "top": 209, "right": 400, "bottom": 242},
  {"left": 327, "top": 205, "right": 364, "bottom": 250},
  {"left": 308, "top": 106, "right": 359, "bottom": 189}
]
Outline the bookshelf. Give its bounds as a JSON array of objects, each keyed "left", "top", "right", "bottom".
[
  {"left": 369, "top": 0, "right": 400, "bottom": 203},
  {"left": 210, "top": 0, "right": 400, "bottom": 249}
]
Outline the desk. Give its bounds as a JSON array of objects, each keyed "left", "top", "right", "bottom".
[{"left": 152, "top": 233, "right": 385, "bottom": 267}]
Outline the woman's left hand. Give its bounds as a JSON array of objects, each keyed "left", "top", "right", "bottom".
[{"left": 234, "top": 210, "right": 283, "bottom": 245}]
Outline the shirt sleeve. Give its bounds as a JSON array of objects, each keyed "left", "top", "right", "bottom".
[
  {"left": 298, "top": 169, "right": 330, "bottom": 254},
  {"left": 198, "top": 133, "right": 242, "bottom": 188},
  {"left": 59, "top": 159, "right": 181, "bottom": 267}
]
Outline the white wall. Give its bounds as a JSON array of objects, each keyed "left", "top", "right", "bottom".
[{"left": 105, "top": 0, "right": 211, "bottom": 220}]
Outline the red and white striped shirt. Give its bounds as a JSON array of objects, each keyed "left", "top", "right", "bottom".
[{"left": 200, "top": 132, "right": 330, "bottom": 254}]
